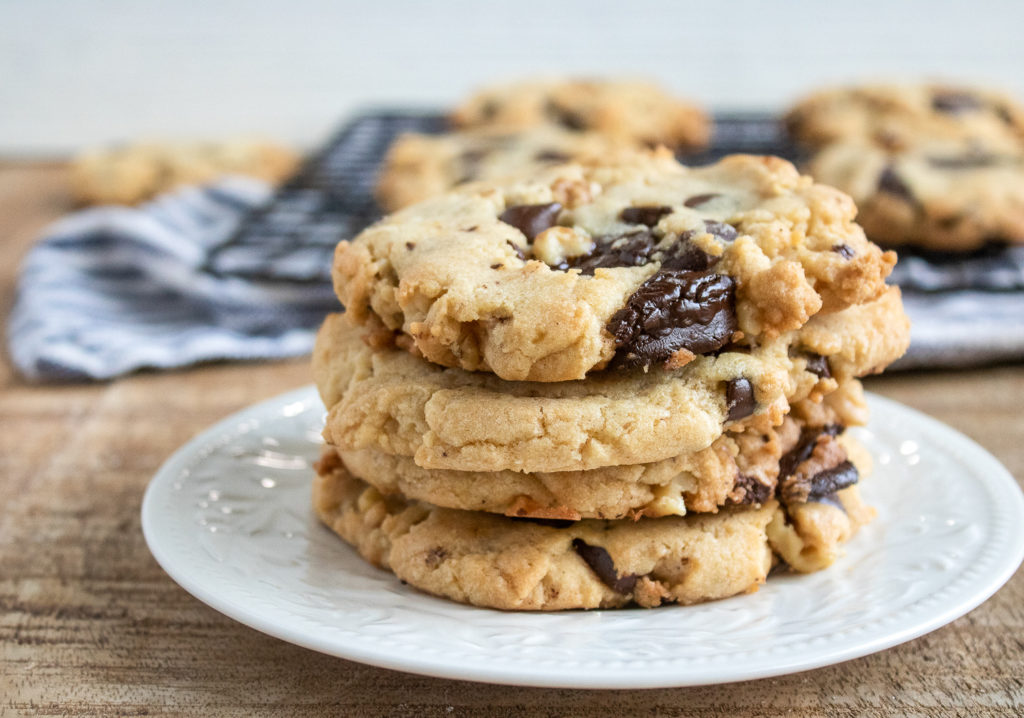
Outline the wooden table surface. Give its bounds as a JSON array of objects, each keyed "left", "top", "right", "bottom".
[{"left": 2, "top": 163, "right": 1022, "bottom": 717}]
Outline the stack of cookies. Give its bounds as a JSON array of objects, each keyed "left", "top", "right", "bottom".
[{"left": 312, "top": 149, "right": 910, "bottom": 610}]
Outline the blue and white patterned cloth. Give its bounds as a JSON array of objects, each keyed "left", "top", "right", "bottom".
[
  {"left": 5, "top": 173, "right": 1023, "bottom": 380},
  {"left": 7, "top": 177, "right": 338, "bottom": 381}
]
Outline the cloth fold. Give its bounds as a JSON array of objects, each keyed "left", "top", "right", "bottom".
[{"left": 7, "top": 177, "right": 337, "bottom": 381}]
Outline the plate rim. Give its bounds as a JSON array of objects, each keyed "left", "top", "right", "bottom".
[{"left": 142, "top": 386, "right": 1024, "bottom": 689}]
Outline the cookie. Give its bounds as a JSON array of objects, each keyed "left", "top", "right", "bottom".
[
  {"left": 314, "top": 290, "right": 906, "bottom": 475},
  {"left": 71, "top": 139, "right": 299, "bottom": 205},
  {"left": 322, "top": 388, "right": 870, "bottom": 520},
  {"left": 375, "top": 126, "right": 642, "bottom": 212},
  {"left": 334, "top": 152, "right": 898, "bottom": 382},
  {"left": 803, "top": 140, "right": 1024, "bottom": 251},
  {"left": 314, "top": 312, "right": 793, "bottom": 473},
  {"left": 450, "top": 77, "right": 710, "bottom": 151},
  {"left": 312, "top": 464, "right": 873, "bottom": 610},
  {"left": 786, "top": 83, "right": 1024, "bottom": 251},
  {"left": 785, "top": 83, "right": 1024, "bottom": 152}
]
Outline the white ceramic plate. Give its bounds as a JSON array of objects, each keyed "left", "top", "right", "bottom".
[{"left": 142, "top": 386, "right": 1024, "bottom": 689}]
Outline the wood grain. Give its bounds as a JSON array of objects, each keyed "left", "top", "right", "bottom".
[{"left": 1, "top": 165, "right": 1022, "bottom": 717}]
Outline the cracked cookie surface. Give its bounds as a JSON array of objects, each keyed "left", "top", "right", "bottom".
[
  {"left": 312, "top": 462, "right": 873, "bottom": 610},
  {"left": 450, "top": 77, "right": 710, "bottom": 151},
  {"left": 786, "top": 83, "right": 1024, "bottom": 250},
  {"left": 335, "top": 152, "right": 897, "bottom": 382}
]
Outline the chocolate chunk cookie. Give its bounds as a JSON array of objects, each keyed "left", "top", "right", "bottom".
[
  {"left": 312, "top": 462, "right": 873, "bottom": 610},
  {"left": 71, "top": 139, "right": 298, "bottom": 205},
  {"left": 786, "top": 83, "right": 1024, "bottom": 251},
  {"left": 375, "top": 126, "right": 642, "bottom": 211},
  {"left": 334, "top": 152, "right": 897, "bottom": 382},
  {"left": 320, "top": 393, "right": 870, "bottom": 520},
  {"left": 314, "top": 300, "right": 905, "bottom": 474},
  {"left": 314, "top": 312, "right": 793, "bottom": 473},
  {"left": 450, "top": 77, "right": 710, "bottom": 151}
]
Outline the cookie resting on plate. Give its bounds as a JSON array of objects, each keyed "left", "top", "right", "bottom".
[{"left": 313, "top": 462, "right": 874, "bottom": 610}]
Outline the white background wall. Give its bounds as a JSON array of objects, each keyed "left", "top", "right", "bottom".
[{"left": 3, "top": 0, "right": 1024, "bottom": 155}]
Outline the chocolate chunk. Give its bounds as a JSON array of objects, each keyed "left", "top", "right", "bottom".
[
  {"left": 703, "top": 221, "right": 738, "bottom": 242},
  {"left": 804, "top": 353, "right": 832, "bottom": 379},
  {"left": 725, "top": 378, "right": 755, "bottom": 421},
  {"left": 832, "top": 243, "right": 855, "bottom": 259},
  {"left": 506, "top": 239, "right": 527, "bottom": 261},
  {"left": 807, "top": 460, "right": 859, "bottom": 501},
  {"left": 405, "top": 241, "right": 416, "bottom": 251},
  {"left": 607, "top": 270, "right": 737, "bottom": 369},
  {"left": 456, "top": 149, "right": 487, "bottom": 183},
  {"left": 729, "top": 474, "right": 774, "bottom": 505},
  {"left": 535, "top": 149, "right": 571, "bottom": 163},
  {"left": 659, "top": 241, "right": 719, "bottom": 272},
  {"left": 564, "top": 229, "right": 718, "bottom": 276},
  {"left": 932, "top": 91, "right": 982, "bottom": 114},
  {"left": 927, "top": 154, "right": 1002, "bottom": 169},
  {"left": 499, "top": 203, "right": 562, "bottom": 241},
  {"left": 779, "top": 425, "right": 844, "bottom": 480},
  {"left": 567, "top": 229, "right": 657, "bottom": 273},
  {"left": 877, "top": 166, "right": 914, "bottom": 201},
  {"left": 684, "top": 193, "right": 721, "bottom": 208},
  {"left": 620, "top": 205, "right": 673, "bottom": 227},
  {"left": 546, "top": 101, "right": 587, "bottom": 131},
  {"left": 480, "top": 100, "right": 500, "bottom": 120},
  {"left": 571, "top": 538, "right": 638, "bottom": 593},
  {"left": 424, "top": 546, "right": 449, "bottom": 568}
]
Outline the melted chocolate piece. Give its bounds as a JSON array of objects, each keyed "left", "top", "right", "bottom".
[
  {"left": 546, "top": 101, "right": 587, "bottom": 131},
  {"left": 725, "top": 378, "right": 755, "bottom": 422},
  {"left": 620, "top": 205, "right": 673, "bottom": 227},
  {"left": 932, "top": 91, "right": 982, "bottom": 114},
  {"left": 729, "top": 474, "right": 774, "bottom": 505},
  {"left": 480, "top": 100, "right": 499, "bottom": 120},
  {"left": 703, "top": 221, "right": 738, "bottom": 242},
  {"left": 804, "top": 353, "right": 832, "bottom": 379},
  {"left": 607, "top": 270, "right": 737, "bottom": 369},
  {"left": 499, "top": 202, "right": 563, "bottom": 241},
  {"left": 535, "top": 149, "right": 571, "bottom": 163},
  {"left": 456, "top": 149, "right": 487, "bottom": 183},
  {"left": 564, "top": 228, "right": 720, "bottom": 273},
  {"left": 567, "top": 229, "right": 658, "bottom": 273},
  {"left": 684, "top": 193, "right": 721, "bottom": 208},
  {"left": 571, "top": 538, "right": 638, "bottom": 593},
  {"left": 659, "top": 242, "right": 719, "bottom": 272},
  {"left": 778, "top": 425, "right": 844, "bottom": 480},
  {"left": 807, "top": 460, "right": 859, "bottom": 501},
  {"left": 877, "top": 166, "right": 915, "bottom": 202},
  {"left": 832, "top": 243, "right": 854, "bottom": 259}
]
